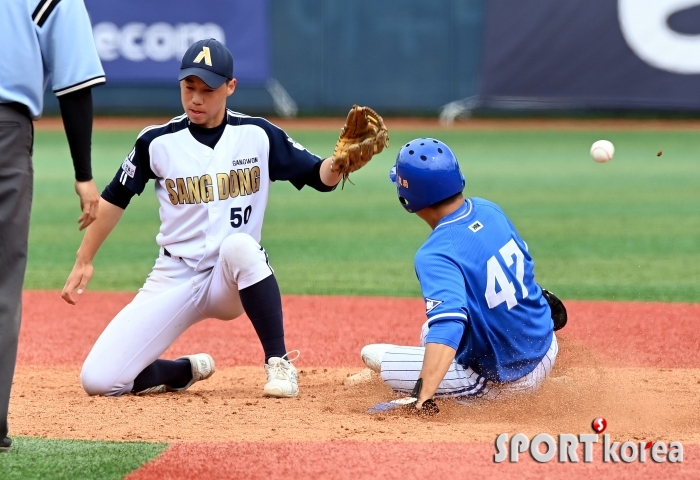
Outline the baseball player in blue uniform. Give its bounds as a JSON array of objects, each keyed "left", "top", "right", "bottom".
[
  {"left": 61, "top": 39, "right": 387, "bottom": 401},
  {"left": 0, "top": 0, "right": 105, "bottom": 451},
  {"left": 361, "top": 139, "right": 566, "bottom": 413}
]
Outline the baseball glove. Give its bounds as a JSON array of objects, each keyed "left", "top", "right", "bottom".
[
  {"left": 331, "top": 105, "right": 389, "bottom": 187},
  {"left": 542, "top": 289, "right": 567, "bottom": 331}
]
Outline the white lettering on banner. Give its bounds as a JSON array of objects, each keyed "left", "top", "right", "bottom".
[
  {"left": 619, "top": 0, "right": 700, "bottom": 74},
  {"left": 494, "top": 433, "right": 684, "bottom": 464},
  {"left": 93, "top": 22, "right": 226, "bottom": 62}
]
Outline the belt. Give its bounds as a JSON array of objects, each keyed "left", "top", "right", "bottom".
[{"left": 0, "top": 102, "right": 30, "bottom": 118}]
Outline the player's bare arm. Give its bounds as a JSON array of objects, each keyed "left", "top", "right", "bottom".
[
  {"left": 74, "top": 180, "right": 100, "bottom": 230},
  {"left": 415, "top": 343, "right": 457, "bottom": 408},
  {"left": 319, "top": 157, "right": 342, "bottom": 186},
  {"left": 61, "top": 199, "right": 124, "bottom": 305}
]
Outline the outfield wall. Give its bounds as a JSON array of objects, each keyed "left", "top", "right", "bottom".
[{"left": 41, "top": 0, "right": 700, "bottom": 117}]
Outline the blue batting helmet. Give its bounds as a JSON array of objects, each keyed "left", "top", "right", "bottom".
[{"left": 389, "top": 138, "right": 465, "bottom": 213}]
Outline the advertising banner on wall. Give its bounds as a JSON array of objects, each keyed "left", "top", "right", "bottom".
[
  {"left": 84, "top": 0, "right": 269, "bottom": 85},
  {"left": 480, "top": 0, "right": 700, "bottom": 110}
]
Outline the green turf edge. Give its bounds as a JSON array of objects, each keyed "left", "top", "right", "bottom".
[{"left": 0, "top": 437, "right": 168, "bottom": 480}]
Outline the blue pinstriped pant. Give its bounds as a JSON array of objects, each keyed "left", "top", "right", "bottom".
[{"left": 379, "top": 326, "right": 558, "bottom": 403}]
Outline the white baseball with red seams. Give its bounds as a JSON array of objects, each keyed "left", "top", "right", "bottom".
[{"left": 590, "top": 140, "right": 615, "bottom": 163}]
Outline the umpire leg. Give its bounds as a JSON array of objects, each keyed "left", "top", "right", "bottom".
[{"left": 0, "top": 104, "right": 33, "bottom": 440}]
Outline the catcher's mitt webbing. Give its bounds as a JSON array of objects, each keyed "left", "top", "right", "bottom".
[
  {"left": 331, "top": 105, "right": 389, "bottom": 187},
  {"left": 542, "top": 289, "right": 567, "bottom": 331}
]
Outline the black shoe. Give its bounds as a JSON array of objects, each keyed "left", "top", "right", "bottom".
[{"left": 0, "top": 436, "right": 11, "bottom": 452}]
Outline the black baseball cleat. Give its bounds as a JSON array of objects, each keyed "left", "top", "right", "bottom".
[{"left": 0, "top": 436, "right": 12, "bottom": 452}]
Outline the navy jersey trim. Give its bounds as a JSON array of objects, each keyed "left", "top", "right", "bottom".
[
  {"left": 137, "top": 113, "right": 189, "bottom": 140},
  {"left": 102, "top": 114, "right": 189, "bottom": 202},
  {"left": 226, "top": 110, "right": 324, "bottom": 189},
  {"left": 32, "top": 0, "right": 61, "bottom": 27},
  {"left": 54, "top": 75, "right": 106, "bottom": 96},
  {"left": 131, "top": 113, "right": 189, "bottom": 185}
]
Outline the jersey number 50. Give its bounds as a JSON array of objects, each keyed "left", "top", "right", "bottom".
[
  {"left": 485, "top": 239, "right": 529, "bottom": 310},
  {"left": 230, "top": 206, "right": 252, "bottom": 228}
]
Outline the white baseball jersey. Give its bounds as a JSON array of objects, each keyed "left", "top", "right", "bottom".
[{"left": 111, "top": 110, "right": 323, "bottom": 271}]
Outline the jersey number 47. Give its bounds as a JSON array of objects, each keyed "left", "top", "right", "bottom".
[{"left": 485, "top": 239, "right": 529, "bottom": 310}]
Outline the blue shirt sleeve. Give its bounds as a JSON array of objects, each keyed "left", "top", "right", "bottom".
[
  {"left": 36, "top": 0, "right": 106, "bottom": 96},
  {"left": 415, "top": 248, "right": 469, "bottom": 349},
  {"left": 425, "top": 319, "right": 465, "bottom": 350}
]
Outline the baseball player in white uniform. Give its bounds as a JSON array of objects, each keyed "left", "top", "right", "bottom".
[{"left": 61, "top": 39, "right": 368, "bottom": 399}]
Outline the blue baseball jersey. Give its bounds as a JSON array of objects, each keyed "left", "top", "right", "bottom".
[
  {"left": 416, "top": 198, "right": 553, "bottom": 382},
  {"left": 0, "top": 0, "right": 105, "bottom": 118}
]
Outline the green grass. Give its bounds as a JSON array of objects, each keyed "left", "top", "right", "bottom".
[
  {"left": 0, "top": 437, "right": 166, "bottom": 479},
  {"left": 26, "top": 128, "right": 700, "bottom": 302}
]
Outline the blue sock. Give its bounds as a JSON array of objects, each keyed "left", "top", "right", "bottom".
[
  {"left": 239, "top": 274, "right": 287, "bottom": 362},
  {"left": 132, "top": 359, "right": 192, "bottom": 392}
]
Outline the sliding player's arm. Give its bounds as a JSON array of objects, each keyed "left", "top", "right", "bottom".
[{"left": 416, "top": 342, "right": 457, "bottom": 407}]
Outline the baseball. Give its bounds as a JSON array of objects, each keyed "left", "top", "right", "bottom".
[{"left": 590, "top": 140, "right": 615, "bottom": 163}]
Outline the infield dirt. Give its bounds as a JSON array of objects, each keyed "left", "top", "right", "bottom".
[{"left": 10, "top": 292, "right": 700, "bottom": 445}]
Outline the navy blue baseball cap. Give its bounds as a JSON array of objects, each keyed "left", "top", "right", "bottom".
[{"left": 178, "top": 38, "right": 234, "bottom": 88}]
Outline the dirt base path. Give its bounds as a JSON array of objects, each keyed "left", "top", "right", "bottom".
[
  {"left": 10, "top": 363, "right": 700, "bottom": 444},
  {"left": 10, "top": 292, "right": 700, "bottom": 478}
]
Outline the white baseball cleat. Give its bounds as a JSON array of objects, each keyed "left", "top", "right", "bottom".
[
  {"left": 170, "top": 353, "right": 216, "bottom": 392},
  {"left": 134, "top": 353, "right": 216, "bottom": 395},
  {"left": 134, "top": 384, "right": 167, "bottom": 395},
  {"left": 361, "top": 344, "right": 395, "bottom": 373},
  {"left": 263, "top": 351, "right": 300, "bottom": 398}
]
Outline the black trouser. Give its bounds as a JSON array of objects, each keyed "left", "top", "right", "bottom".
[{"left": 0, "top": 103, "right": 33, "bottom": 439}]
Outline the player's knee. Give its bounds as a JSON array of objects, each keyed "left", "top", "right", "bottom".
[
  {"left": 80, "top": 361, "right": 120, "bottom": 396},
  {"left": 219, "top": 233, "right": 264, "bottom": 272}
]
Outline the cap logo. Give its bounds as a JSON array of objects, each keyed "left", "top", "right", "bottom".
[{"left": 193, "top": 46, "right": 213, "bottom": 66}]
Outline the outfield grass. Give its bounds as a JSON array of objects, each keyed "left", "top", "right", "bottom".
[
  {"left": 0, "top": 437, "right": 166, "bottom": 479},
  {"left": 26, "top": 127, "right": 700, "bottom": 302}
]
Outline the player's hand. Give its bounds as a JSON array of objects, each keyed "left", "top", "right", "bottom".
[
  {"left": 413, "top": 398, "right": 440, "bottom": 416},
  {"left": 61, "top": 260, "right": 94, "bottom": 305},
  {"left": 75, "top": 180, "right": 100, "bottom": 230}
]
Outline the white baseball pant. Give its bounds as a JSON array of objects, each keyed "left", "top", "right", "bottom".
[
  {"left": 379, "top": 321, "right": 558, "bottom": 403},
  {"left": 80, "top": 233, "right": 272, "bottom": 396}
]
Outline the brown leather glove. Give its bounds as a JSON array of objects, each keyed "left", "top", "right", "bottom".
[{"left": 331, "top": 105, "right": 389, "bottom": 187}]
